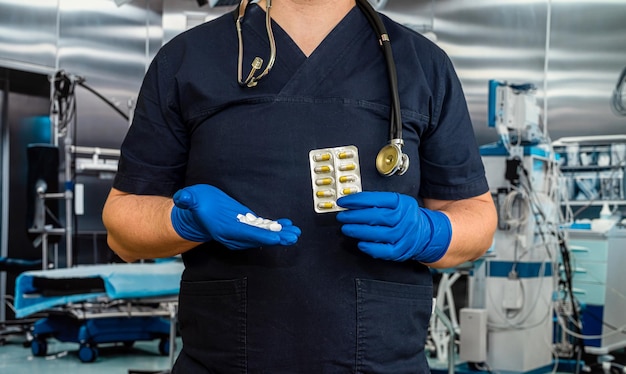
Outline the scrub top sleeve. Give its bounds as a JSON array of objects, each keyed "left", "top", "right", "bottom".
[
  {"left": 114, "top": 49, "right": 189, "bottom": 197},
  {"left": 419, "top": 56, "right": 488, "bottom": 200}
]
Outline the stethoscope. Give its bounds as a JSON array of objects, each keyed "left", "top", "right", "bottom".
[{"left": 235, "top": 0, "right": 409, "bottom": 177}]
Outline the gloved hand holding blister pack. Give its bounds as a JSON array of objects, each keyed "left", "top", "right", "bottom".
[
  {"left": 336, "top": 191, "right": 451, "bottom": 263},
  {"left": 171, "top": 184, "right": 301, "bottom": 250}
]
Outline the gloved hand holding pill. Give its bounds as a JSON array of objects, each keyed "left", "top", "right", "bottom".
[
  {"left": 170, "top": 184, "right": 301, "bottom": 250},
  {"left": 336, "top": 191, "right": 451, "bottom": 263}
]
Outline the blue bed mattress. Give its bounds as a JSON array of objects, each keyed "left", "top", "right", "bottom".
[{"left": 14, "top": 261, "right": 184, "bottom": 318}]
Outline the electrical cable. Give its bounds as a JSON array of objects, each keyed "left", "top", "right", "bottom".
[
  {"left": 486, "top": 258, "right": 553, "bottom": 331},
  {"left": 487, "top": 187, "right": 557, "bottom": 329},
  {"left": 492, "top": 153, "right": 576, "bottom": 357},
  {"left": 611, "top": 65, "right": 626, "bottom": 116},
  {"left": 485, "top": 158, "right": 560, "bottom": 331},
  {"left": 53, "top": 71, "right": 78, "bottom": 136},
  {"left": 556, "top": 313, "right": 626, "bottom": 341},
  {"left": 51, "top": 70, "right": 128, "bottom": 266},
  {"left": 500, "top": 188, "right": 530, "bottom": 229},
  {"left": 76, "top": 80, "right": 129, "bottom": 121},
  {"left": 519, "top": 164, "right": 585, "bottom": 372}
]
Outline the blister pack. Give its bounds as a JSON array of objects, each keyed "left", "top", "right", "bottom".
[{"left": 309, "top": 145, "right": 363, "bottom": 213}]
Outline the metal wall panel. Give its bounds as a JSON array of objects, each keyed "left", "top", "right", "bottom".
[
  {"left": 58, "top": 0, "right": 162, "bottom": 149},
  {"left": 0, "top": 0, "right": 164, "bottom": 148},
  {"left": 424, "top": 0, "right": 626, "bottom": 144},
  {"left": 0, "top": 0, "right": 58, "bottom": 73},
  {"left": 548, "top": 0, "right": 626, "bottom": 140},
  {"left": 163, "top": 0, "right": 233, "bottom": 45},
  {"left": 434, "top": 0, "right": 551, "bottom": 145},
  {"left": 377, "top": 0, "right": 435, "bottom": 34}
]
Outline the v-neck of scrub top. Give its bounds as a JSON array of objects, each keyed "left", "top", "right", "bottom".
[{"left": 244, "top": 4, "right": 372, "bottom": 97}]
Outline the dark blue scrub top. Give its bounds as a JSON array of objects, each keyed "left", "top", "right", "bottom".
[{"left": 114, "top": 5, "right": 488, "bottom": 373}]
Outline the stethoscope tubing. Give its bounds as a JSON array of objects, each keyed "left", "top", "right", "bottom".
[
  {"left": 236, "top": 0, "right": 276, "bottom": 87},
  {"left": 355, "top": 0, "right": 403, "bottom": 144}
]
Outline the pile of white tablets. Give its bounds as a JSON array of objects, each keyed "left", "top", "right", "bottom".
[{"left": 237, "top": 213, "right": 282, "bottom": 232}]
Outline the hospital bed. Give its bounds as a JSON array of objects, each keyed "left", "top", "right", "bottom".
[{"left": 14, "top": 261, "right": 183, "bottom": 363}]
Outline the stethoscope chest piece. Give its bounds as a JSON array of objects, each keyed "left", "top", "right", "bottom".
[{"left": 376, "top": 142, "right": 409, "bottom": 176}]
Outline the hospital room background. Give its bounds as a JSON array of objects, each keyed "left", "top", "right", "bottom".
[{"left": 1, "top": 0, "right": 626, "bottom": 373}]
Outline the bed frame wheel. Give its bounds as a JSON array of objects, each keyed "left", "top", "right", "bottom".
[
  {"left": 31, "top": 339, "right": 47, "bottom": 356},
  {"left": 78, "top": 344, "right": 98, "bottom": 363}
]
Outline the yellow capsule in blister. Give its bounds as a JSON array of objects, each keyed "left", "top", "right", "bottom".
[
  {"left": 341, "top": 187, "right": 358, "bottom": 195},
  {"left": 337, "top": 150, "right": 355, "bottom": 159},
  {"left": 317, "top": 202, "right": 335, "bottom": 210},
  {"left": 338, "top": 163, "right": 357, "bottom": 171},
  {"left": 313, "top": 153, "right": 331, "bottom": 162},
  {"left": 309, "top": 146, "right": 362, "bottom": 214},
  {"left": 314, "top": 165, "right": 332, "bottom": 174},
  {"left": 339, "top": 175, "right": 357, "bottom": 183},
  {"left": 316, "top": 190, "right": 334, "bottom": 198},
  {"left": 315, "top": 177, "right": 333, "bottom": 186}
]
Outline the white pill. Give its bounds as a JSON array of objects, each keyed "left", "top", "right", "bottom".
[{"left": 268, "top": 222, "right": 282, "bottom": 232}]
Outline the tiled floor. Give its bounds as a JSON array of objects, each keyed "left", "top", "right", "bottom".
[
  {"left": 0, "top": 327, "right": 621, "bottom": 374},
  {"left": 0, "top": 332, "right": 180, "bottom": 374}
]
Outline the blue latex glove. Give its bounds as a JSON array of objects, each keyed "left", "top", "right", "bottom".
[
  {"left": 170, "top": 184, "right": 301, "bottom": 250},
  {"left": 336, "top": 192, "right": 451, "bottom": 263}
]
